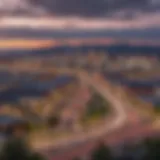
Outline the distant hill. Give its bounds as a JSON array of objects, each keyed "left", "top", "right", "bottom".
[
  {"left": 0, "top": 42, "right": 159, "bottom": 59},
  {"left": 0, "top": 28, "right": 160, "bottom": 39}
]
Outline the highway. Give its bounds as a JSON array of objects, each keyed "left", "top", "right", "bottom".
[
  {"left": 31, "top": 70, "right": 128, "bottom": 151},
  {"left": 40, "top": 72, "right": 159, "bottom": 160},
  {"left": 0, "top": 66, "right": 158, "bottom": 159},
  {"left": 38, "top": 73, "right": 159, "bottom": 160}
]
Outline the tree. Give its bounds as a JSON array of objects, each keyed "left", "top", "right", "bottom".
[
  {"left": 91, "top": 142, "right": 113, "bottom": 160},
  {"left": 85, "top": 93, "right": 109, "bottom": 120},
  {"left": 47, "top": 115, "right": 60, "bottom": 128},
  {"left": 142, "top": 138, "right": 160, "bottom": 160},
  {"left": 119, "top": 138, "right": 160, "bottom": 160},
  {"left": 0, "top": 137, "right": 45, "bottom": 160},
  {"left": 30, "top": 153, "right": 45, "bottom": 160},
  {"left": 120, "top": 143, "right": 137, "bottom": 160}
]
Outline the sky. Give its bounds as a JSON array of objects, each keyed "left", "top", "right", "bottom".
[
  {"left": 30, "top": 0, "right": 160, "bottom": 18},
  {"left": 1, "top": 0, "right": 160, "bottom": 17},
  {"left": 0, "top": 0, "right": 160, "bottom": 30}
]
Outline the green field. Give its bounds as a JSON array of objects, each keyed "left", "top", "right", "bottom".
[{"left": 82, "top": 92, "right": 111, "bottom": 126}]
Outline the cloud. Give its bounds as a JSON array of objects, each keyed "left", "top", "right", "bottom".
[
  {"left": 0, "top": 0, "right": 47, "bottom": 15},
  {"left": 1, "top": 12, "right": 160, "bottom": 30},
  {"left": 0, "top": 0, "right": 159, "bottom": 18},
  {"left": 29, "top": 0, "right": 160, "bottom": 18},
  {"left": 30, "top": 0, "right": 107, "bottom": 17}
]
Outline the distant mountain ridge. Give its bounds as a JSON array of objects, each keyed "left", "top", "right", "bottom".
[{"left": 0, "top": 28, "right": 160, "bottom": 39}]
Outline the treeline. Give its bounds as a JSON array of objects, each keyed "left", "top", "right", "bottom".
[
  {"left": 1, "top": 137, "right": 159, "bottom": 160},
  {"left": 0, "top": 137, "right": 45, "bottom": 160},
  {"left": 74, "top": 137, "right": 160, "bottom": 160}
]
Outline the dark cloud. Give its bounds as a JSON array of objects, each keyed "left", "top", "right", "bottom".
[
  {"left": 0, "top": 0, "right": 159, "bottom": 18},
  {"left": 29, "top": 0, "right": 160, "bottom": 17},
  {"left": 30, "top": 0, "right": 107, "bottom": 17}
]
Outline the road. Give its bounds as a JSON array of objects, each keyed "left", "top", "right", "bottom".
[
  {"left": 5, "top": 66, "right": 127, "bottom": 151},
  {"left": 45, "top": 123, "right": 159, "bottom": 160},
  {"left": 32, "top": 70, "right": 128, "bottom": 151},
  {"left": 40, "top": 72, "right": 159, "bottom": 160},
  {"left": 1, "top": 66, "right": 158, "bottom": 159}
]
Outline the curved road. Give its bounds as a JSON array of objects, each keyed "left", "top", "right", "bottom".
[
  {"left": 32, "top": 71, "right": 128, "bottom": 151},
  {"left": 41, "top": 72, "right": 159, "bottom": 160},
  {"left": 1, "top": 66, "right": 158, "bottom": 159}
]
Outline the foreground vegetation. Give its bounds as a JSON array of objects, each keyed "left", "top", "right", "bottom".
[
  {"left": 74, "top": 137, "right": 160, "bottom": 160},
  {"left": 1, "top": 136, "right": 159, "bottom": 160},
  {"left": 0, "top": 137, "right": 45, "bottom": 160}
]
